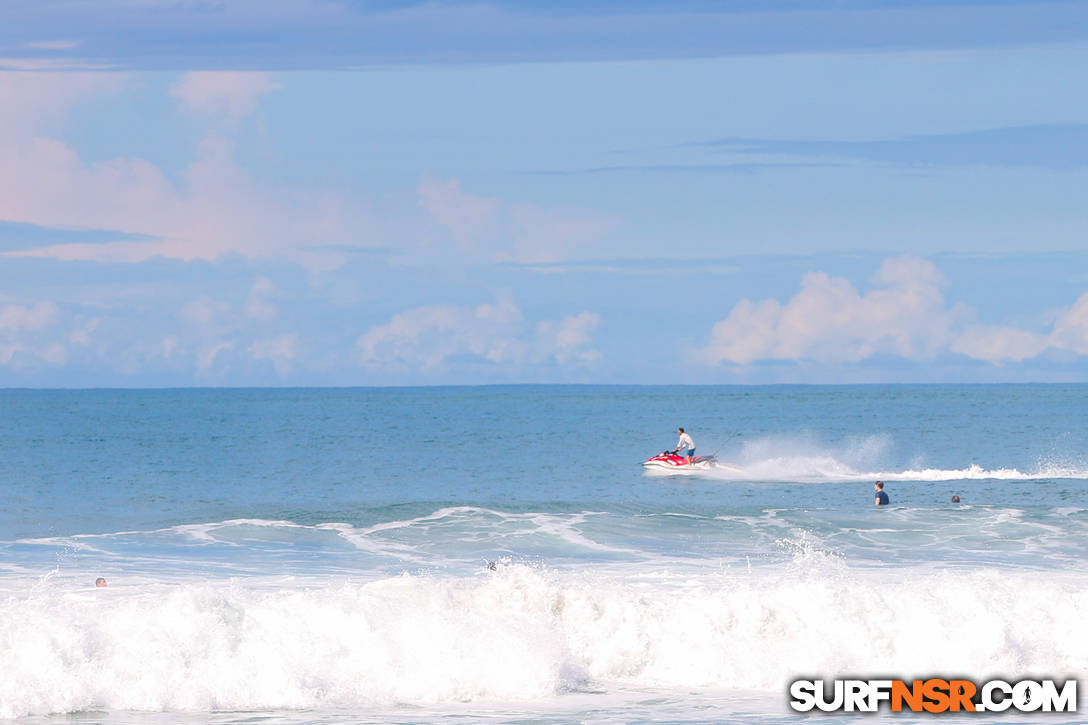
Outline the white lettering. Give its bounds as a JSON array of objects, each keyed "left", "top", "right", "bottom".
[
  {"left": 816, "top": 680, "right": 844, "bottom": 712},
  {"left": 982, "top": 680, "right": 1013, "bottom": 712},
  {"left": 1041, "top": 680, "right": 1077, "bottom": 712},
  {"left": 1013, "top": 680, "right": 1043, "bottom": 712},
  {"left": 789, "top": 680, "right": 817, "bottom": 712},
  {"left": 867, "top": 679, "right": 893, "bottom": 711},
  {"left": 844, "top": 680, "right": 869, "bottom": 712}
]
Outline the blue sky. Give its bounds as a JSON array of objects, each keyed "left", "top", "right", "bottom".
[{"left": 1, "top": 1, "right": 1087, "bottom": 385}]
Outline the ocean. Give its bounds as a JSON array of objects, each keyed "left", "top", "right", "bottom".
[{"left": 1, "top": 385, "right": 1086, "bottom": 723}]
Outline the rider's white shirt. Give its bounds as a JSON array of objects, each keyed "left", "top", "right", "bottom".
[{"left": 676, "top": 432, "right": 694, "bottom": 450}]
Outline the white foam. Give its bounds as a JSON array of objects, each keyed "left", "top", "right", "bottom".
[
  {"left": 2, "top": 554, "right": 1086, "bottom": 718},
  {"left": 8, "top": 510, "right": 637, "bottom": 578},
  {"left": 648, "top": 435, "right": 1088, "bottom": 482},
  {"left": 702, "top": 460, "right": 1088, "bottom": 482}
]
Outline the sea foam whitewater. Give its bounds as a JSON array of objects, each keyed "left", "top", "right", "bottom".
[
  {"left": 3, "top": 560, "right": 1086, "bottom": 718},
  {"left": 1, "top": 385, "right": 1086, "bottom": 723}
]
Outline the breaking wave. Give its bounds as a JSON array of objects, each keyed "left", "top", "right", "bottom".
[{"left": 2, "top": 554, "right": 1086, "bottom": 718}]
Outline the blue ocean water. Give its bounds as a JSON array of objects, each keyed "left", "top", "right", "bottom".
[{"left": 1, "top": 385, "right": 1086, "bottom": 723}]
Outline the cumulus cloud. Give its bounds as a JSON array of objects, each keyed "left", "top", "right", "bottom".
[
  {"left": 357, "top": 297, "right": 601, "bottom": 372},
  {"left": 170, "top": 71, "right": 282, "bottom": 121},
  {"left": 0, "top": 130, "right": 376, "bottom": 264},
  {"left": 0, "top": 300, "right": 66, "bottom": 367},
  {"left": 176, "top": 279, "right": 305, "bottom": 376},
  {"left": 1048, "top": 293, "right": 1088, "bottom": 355},
  {"left": 250, "top": 333, "right": 297, "bottom": 378},
  {"left": 0, "top": 301, "right": 60, "bottom": 333},
  {"left": 700, "top": 257, "right": 969, "bottom": 365},
  {"left": 699, "top": 256, "right": 1088, "bottom": 367},
  {"left": 532, "top": 311, "right": 602, "bottom": 364},
  {"left": 949, "top": 324, "right": 1048, "bottom": 363},
  {"left": 0, "top": 73, "right": 376, "bottom": 266},
  {"left": 0, "top": 276, "right": 304, "bottom": 381}
]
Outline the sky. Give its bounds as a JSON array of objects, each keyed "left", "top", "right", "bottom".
[{"left": 1, "top": 0, "right": 1087, "bottom": 385}]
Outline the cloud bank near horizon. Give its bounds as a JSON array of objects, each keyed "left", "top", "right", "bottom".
[
  {"left": 698, "top": 256, "right": 1088, "bottom": 369},
  {"left": 3, "top": 252, "right": 1088, "bottom": 385}
]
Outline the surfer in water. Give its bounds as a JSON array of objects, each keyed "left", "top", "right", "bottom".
[
  {"left": 874, "top": 481, "right": 889, "bottom": 506},
  {"left": 674, "top": 427, "right": 695, "bottom": 465}
]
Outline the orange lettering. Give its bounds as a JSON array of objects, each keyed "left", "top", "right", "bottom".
[
  {"left": 948, "top": 680, "right": 977, "bottom": 712},
  {"left": 892, "top": 680, "right": 924, "bottom": 712},
  {"left": 922, "top": 678, "right": 951, "bottom": 713}
]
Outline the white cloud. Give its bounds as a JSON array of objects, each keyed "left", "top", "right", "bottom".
[
  {"left": 0, "top": 301, "right": 65, "bottom": 368},
  {"left": 0, "top": 73, "right": 376, "bottom": 266},
  {"left": 0, "top": 131, "right": 376, "bottom": 264},
  {"left": 245, "top": 277, "right": 278, "bottom": 320},
  {"left": 171, "top": 280, "right": 300, "bottom": 375},
  {"left": 69, "top": 317, "right": 102, "bottom": 346},
  {"left": 936, "top": 290, "right": 1088, "bottom": 364},
  {"left": 250, "top": 333, "right": 298, "bottom": 378},
  {"left": 357, "top": 297, "right": 601, "bottom": 372},
  {"left": 161, "top": 335, "right": 181, "bottom": 360},
  {"left": 700, "top": 257, "right": 969, "bottom": 365},
  {"left": 699, "top": 256, "right": 1088, "bottom": 367},
  {"left": 418, "top": 175, "right": 499, "bottom": 251},
  {"left": 175, "top": 296, "right": 238, "bottom": 374},
  {"left": 533, "top": 311, "right": 602, "bottom": 364},
  {"left": 949, "top": 324, "right": 1048, "bottom": 363},
  {"left": 170, "top": 72, "right": 282, "bottom": 122},
  {"left": 0, "top": 79, "right": 611, "bottom": 269},
  {"left": 196, "top": 340, "right": 234, "bottom": 373},
  {"left": 0, "top": 301, "right": 60, "bottom": 332},
  {"left": 1048, "top": 292, "right": 1088, "bottom": 355}
]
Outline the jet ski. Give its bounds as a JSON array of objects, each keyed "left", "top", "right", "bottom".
[{"left": 643, "top": 450, "right": 719, "bottom": 470}]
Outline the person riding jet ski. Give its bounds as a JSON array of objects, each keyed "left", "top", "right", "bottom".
[{"left": 673, "top": 427, "right": 695, "bottom": 465}]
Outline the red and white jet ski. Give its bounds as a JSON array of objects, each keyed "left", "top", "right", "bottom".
[{"left": 643, "top": 450, "right": 718, "bottom": 470}]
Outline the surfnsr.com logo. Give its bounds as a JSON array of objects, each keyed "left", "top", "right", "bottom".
[{"left": 789, "top": 678, "right": 1078, "bottom": 713}]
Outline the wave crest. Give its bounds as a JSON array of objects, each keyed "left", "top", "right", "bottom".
[{"left": 3, "top": 561, "right": 1086, "bottom": 717}]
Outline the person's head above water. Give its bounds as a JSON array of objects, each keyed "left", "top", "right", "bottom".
[
  {"left": 951, "top": 495, "right": 961, "bottom": 503},
  {"left": 874, "top": 481, "right": 884, "bottom": 490},
  {"left": 95, "top": 577, "right": 107, "bottom": 587}
]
